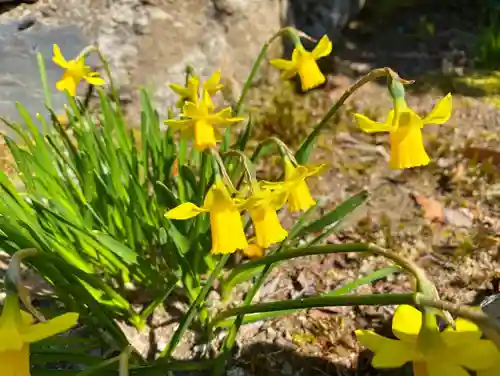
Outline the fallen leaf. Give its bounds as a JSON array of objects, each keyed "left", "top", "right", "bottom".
[
  {"left": 412, "top": 193, "right": 445, "bottom": 222},
  {"left": 443, "top": 208, "right": 474, "bottom": 228}
]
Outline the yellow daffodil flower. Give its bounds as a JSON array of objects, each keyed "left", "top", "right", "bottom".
[
  {"left": 270, "top": 35, "right": 332, "bottom": 91},
  {"left": 356, "top": 304, "right": 498, "bottom": 376},
  {"left": 0, "top": 293, "right": 79, "bottom": 376},
  {"left": 478, "top": 355, "right": 500, "bottom": 376},
  {"left": 243, "top": 242, "right": 265, "bottom": 258},
  {"left": 52, "top": 44, "right": 105, "bottom": 97},
  {"left": 354, "top": 94, "right": 452, "bottom": 169},
  {"left": 169, "top": 70, "right": 223, "bottom": 108},
  {"left": 274, "top": 159, "right": 326, "bottom": 212},
  {"left": 165, "top": 90, "right": 244, "bottom": 151},
  {"left": 166, "top": 178, "right": 248, "bottom": 254},
  {"left": 243, "top": 187, "right": 288, "bottom": 248}
]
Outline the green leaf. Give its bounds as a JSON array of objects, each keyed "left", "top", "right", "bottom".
[
  {"left": 236, "top": 115, "right": 253, "bottom": 151},
  {"left": 93, "top": 232, "right": 138, "bottom": 265},
  {"left": 324, "top": 265, "right": 401, "bottom": 296},
  {"left": 297, "top": 190, "right": 369, "bottom": 238}
]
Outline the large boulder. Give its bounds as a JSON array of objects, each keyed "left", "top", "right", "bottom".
[
  {"left": 0, "top": 18, "right": 97, "bottom": 136},
  {"left": 0, "top": 0, "right": 367, "bottom": 124}
]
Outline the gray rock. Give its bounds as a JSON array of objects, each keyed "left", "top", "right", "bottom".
[{"left": 0, "top": 18, "right": 98, "bottom": 137}]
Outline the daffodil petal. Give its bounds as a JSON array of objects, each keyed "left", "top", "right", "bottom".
[
  {"left": 52, "top": 44, "right": 68, "bottom": 68},
  {"left": 0, "top": 345, "right": 30, "bottom": 375},
  {"left": 166, "top": 203, "right": 207, "bottom": 220},
  {"left": 354, "top": 112, "right": 394, "bottom": 133},
  {"left": 183, "top": 101, "right": 202, "bottom": 118},
  {"left": 200, "top": 89, "right": 215, "bottom": 112},
  {"left": 243, "top": 243, "right": 265, "bottom": 258},
  {"left": 311, "top": 35, "right": 333, "bottom": 59},
  {"left": 22, "top": 312, "right": 79, "bottom": 343},
  {"left": 20, "top": 311, "right": 34, "bottom": 326},
  {"left": 56, "top": 73, "right": 78, "bottom": 97},
  {"left": 204, "top": 70, "right": 223, "bottom": 94},
  {"left": 391, "top": 305, "right": 422, "bottom": 341},
  {"left": 426, "top": 361, "right": 469, "bottom": 376},
  {"left": 84, "top": 74, "right": 105, "bottom": 86},
  {"left": 441, "top": 317, "right": 482, "bottom": 345},
  {"left": 164, "top": 119, "right": 193, "bottom": 130},
  {"left": 270, "top": 58, "right": 295, "bottom": 71},
  {"left": 422, "top": 93, "right": 452, "bottom": 125},
  {"left": 169, "top": 83, "right": 190, "bottom": 97},
  {"left": 477, "top": 359, "right": 500, "bottom": 376},
  {"left": 388, "top": 123, "right": 430, "bottom": 169},
  {"left": 356, "top": 330, "right": 415, "bottom": 368},
  {"left": 454, "top": 340, "right": 499, "bottom": 370}
]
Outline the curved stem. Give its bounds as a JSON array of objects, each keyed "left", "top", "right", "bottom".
[
  {"left": 211, "top": 293, "right": 416, "bottom": 328},
  {"left": 295, "top": 67, "right": 404, "bottom": 164},
  {"left": 222, "top": 149, "right": 257, "bottom": 186},
  {"left": 234, "top": 27, "right": 302, "bottom": 117},
  {"left": 6, "top": 248, "right": 44, "bottom": 322},
  {"left": 225, "top": 243, "right": 372, "bottom": 286}
]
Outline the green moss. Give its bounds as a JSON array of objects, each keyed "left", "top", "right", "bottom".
[
  {"left": 248, "top": 81, "right": 333, "bottom": 148},
  {"left": 451, "top": 70, "right": 500, "bottom": 96}
]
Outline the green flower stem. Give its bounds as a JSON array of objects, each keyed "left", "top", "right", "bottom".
[
  {"left": 209, "top": 148, "right": 236, "bottom": 191},
  {"left": 295, "top": 67, "right": 405, "bottom": 164},
  {"left": 81, "top": 46, "right": 119, "bottom": 104},
  {"left": 225, "top": 243, "right": 432, "bottom": 294},
  {"left": 222, "top": 27, "right": 302, "bottom": 151},
  {"left": 212, "top": 293, "right": 416, "bottom": 328},
  {"left": 6, "top": 248, "right": 45, "bottom": 322},
  {"left": 159, "top": 253, "right": 230, "bottom": 359},
  {"left": 235, "top": 136, "right": 294, "bottom": 189},
  {"left": 234, "top": 27, "right": 301, "bottom": 117},
  {"left": 224, "top": 243, "right": 369, "bottom": 291},
  {"left": 222, "top": 149, "right": 257, "bottom": 185},
  {"left": 415, "top": 293, "right": 500, "bottom": 351}
]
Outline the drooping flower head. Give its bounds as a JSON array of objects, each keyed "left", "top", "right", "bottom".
[
  {"left": 260, "top": 159, "right": 326, "bottom": 213},
  {"left": 52, "top": 44, "right": 105, "bottom": 97},
  {"left": 0, "top": 293, "right": 79, "bottom": 376},
  {"left": 243, "top": 185, "right": 288, "bottom": 249},
  {"left": 165, "top": 90, "right": 244, "bottom": 151},
  {"left": 270, "top": 35, "right": 332, "bottom": 91},
  {"left": 166, "top": 177, "right": 248, "bottom": 254},
  {"left": 354, "top": 92, "right": 452, "bottom": 170},
  {"left": 356, "top": 304, "right": 498, "bottom": 376}
]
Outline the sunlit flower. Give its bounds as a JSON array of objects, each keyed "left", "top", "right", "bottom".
[
  {"left": 52, "top": 44, "right": 105, "bottom": 96},
  {"left": 169, "top": 70, "right": 223, "bottom": 108},
  {"left": 356, "top": 304, "right": 497, "bottom": 376},
  {"left": 165, "top": 90, "right": 244, "bottom": 150},
  {"left": 270, "top": 35, "right": 332, "bottom": 91},
  {"left": 243, "top": 242, "right": 265, "bottom": 258},
  {"left": 478, "top": 354, "right": 500, "bottom": 376},
  {"left": 243, "top": 187, "right": 288, "bottom": 248},
  {"left": 0, "top": 293, "right": 79, "bottom": 376},
  {"left": 166, "top": 178, "right": 248, "bottom": 254},
  {"left": 263, "top": 159, "right": 326, "bottom": 212},
  {"left": 354, "top": 94, "right": 452, "bottom": 169}
]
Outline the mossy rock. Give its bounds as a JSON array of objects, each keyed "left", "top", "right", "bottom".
[{"left": 451, "top": 71, "right": 500, "bottom": 96}]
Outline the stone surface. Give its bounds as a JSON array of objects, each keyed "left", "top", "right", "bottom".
[
  {"left": 0, "top": 18, "right": 97, "bottom": 136},
  {"left": 0, "top": 0, "right": 367, "bottom": 124}
]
